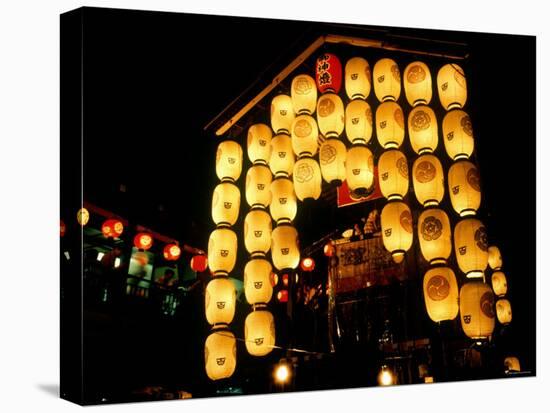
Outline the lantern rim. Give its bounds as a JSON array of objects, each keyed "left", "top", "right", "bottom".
[
  {"left": 383, "top": 141, "right": 400, "bottom": 149},
  {"left": 466, "top": 270, "right": 485, "bottom": 279},
  {"left": 392, "top": 251, "right": 405, "bottom": 263},
  {"left": 423, "top": 200, "right": 440, "bottom": 207},
  {"left": 381, "top": 96, "right": 397, "bottom": 103},
  {"left": 418, "top": 148, "right": 434, "bottom": 155}
]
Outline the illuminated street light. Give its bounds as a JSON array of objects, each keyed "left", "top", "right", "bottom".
[{"left": 274, "top": 362, "right": 291, "bottom": 384}]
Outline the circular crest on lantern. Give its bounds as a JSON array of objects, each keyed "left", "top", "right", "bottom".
[
  {"left": 460, "top": 282, "right": 495, "bottom": 339},
  {"left": 418, "top": 208, "right": 452, "bottom": 265},
  {"left": 442, "top": 109, "right": 474, "bottom": 160},
  {"left": 376, "top": 101, "right": 405, "bottom": 149},
  {"left": 345, "top": 144, "right": 375, "bottom": 197},
  {"left": 381, "top": 201, "right": 413, "bottom": 263},
  {"left": 437, "top": 63, "right": 467, "bottom": 110},
  {"left": 412, "top": 154, "right": 445, "bottom": 207},
  {"left": 404, "top": 61, "right": 432, "bottom": 107},
  {"left": 291, "top": 74, "right": 317, "bottom": 115},
  {"left": 319, "top": 138, "right": 346, "bottom": 186},
  {"left": 317, "top": 93, "right": 344, "bottom": 138},
  {"left": 377, "top": 149, "right": 409, "bottom": 201},
  {"left": 448, "top": 160, "right": 481, "bottom": 217},
  {"left": 408, "top": 105, "right": 438, "bottom": 154},
  {"left": 345, "top": 99, "right": 373, "bottom": 145},
  {"left": 423, "top": 266, "right": 459, "bottom": 322},
  {"left": 373, "top": 58, "right": 401, "bottom": 102},
  {"left": 291, "top": 114, "right": 319, "bottom": 157},
  {"left": 293, "top": 157, "right": 322, "bottom": 201},
  {"left": 454, "top": 218, "right": 489, "bottom": 278}
]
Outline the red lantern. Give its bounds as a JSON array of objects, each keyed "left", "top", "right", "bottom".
[
  {"left": 324, "top": 242, "right": 335, "bottom": 257},
  {"left": 163, "top": 243, "right": 181, "bottom": 261},
  {"left": 60, "top": 220, "right": 66, "bottom": 237},
  {"left": 191, "top": 254, "right": 208, "bottom": 272},
  {"left": 134, "top": 232, "right": 153, "bottom": 250},
  {"left": 282, "top": 274, "right": 289, "bottom": 287},
  {"left": 316, "top": 53, "right": 342, "bottom": 94},
  {"left": 102, "top": 219, "right": 124, "bottom": 238},
  {"left": 270, "top": 272, "right": 279, "bottom": 287},
  {"left": 277, "top": 290, "right": 289, "bottom": 303},
  {"left": 300, "top": 257, "right": 315, "bottom": 272}
]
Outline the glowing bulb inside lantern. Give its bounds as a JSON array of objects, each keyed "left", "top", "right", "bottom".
[
  {"left": 378, "top": 366, "right": 394, "bottom": 386},
  {"left": 275, "top": 363, "right": 291, "bottom": 384}
]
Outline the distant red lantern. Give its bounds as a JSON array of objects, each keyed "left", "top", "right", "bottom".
[
  {"left": 134, "top": 232, "right": 153, "bottom": 250},
  {"left": 316, "top": 53, "right": 342, "bottom": 93},
  {"left": 270, "top": 272, "right": 279, "bottom": 287},
  {"left": 324, "top": 242, "right": 335, "bottom": 257},
  {"left": 277, "top": 290, "right": 289, "bottom": 303},
  {"left": 102, "top": 219, "right": 124, "bottom": 238},
  {"left": 300, "top": 257, "right": 315, "bottom": 272},
  {"left": 191, "top": 254, "right": 208, "bottom": 272},
  {"left": 163, "top": 243, "right": 181, "bottom": 261},
  {"left": 282, "top": 274, "right": 289, "bottom": 287},
  {"left": 60, "top": 220, "right": 66, "bottom": 237}
]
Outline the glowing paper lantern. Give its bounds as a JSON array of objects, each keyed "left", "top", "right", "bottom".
[
  {"left": 442, "top": 110, "right": 474, "bottom": 160},
  {"left": 423, "top": 266, "right": 459, "bottom": 322},
  {"left": 378, "top": 365, "right": 395, "bottom": 386},
  {"left": 319, "top": 138, "right": 346, "bottom": 185},
  {"left": 315, "top": 53, "right": 342, "bottom": 93},
  {"left": 271, "top": 224, "right": 300, "bottom": 271},
  {"left": 373, "top": 58, "right": 401, "bottom": 102},
  {"left": 270, "top": 134, "right": 295, "bottom": 178},
  {"left": 418, "top": 208, "right": 452, "bottom": 265},
  {"left": 205, "top": 277, "right": 236, "bottom": 325},
  {"left": 504, "top": 357, "right": 521, "bottom": 373},
  {"left": 270, "top": 177, "right": 297, "bottom": 224},
  {"left": 101, "top": 219, "right": 124, "bottom": 238},
  {"left": 244, "top": 258, "right": 273, "bottom": 305},
  {"left": 247, "top": 123, "right": 272, "bottom": 165},
  {"left": 246, "top": 165, "right": 272, "bottom": 208},
  {"left": 277, "top": 290, "right": 289, "bottom": 303},
  {"left": 448, "top": 160, "right": 481, "bottom": 217},
  {"left": 191, "top": 255, "right": 208, "bottom": 272},
  {"left": 271, "top": 95, "right": 295, "bottom": 135},
  {"left": 345, "top": 145, "right": 374, "bottom": 196},
  {"left": 300, "top": 257, "right": 315, "bottom": 272},
  {"left": 244, "top": 209, "right": 272, "bottom": 257},
  {"left": 324, "top": 242, "right": 335, "bottom": 257},
  {"left": 205, "top": 329, "right": 236, "bottom": 381},
  {"left": 488, "top": 245, "right": 503, "bottom": 271},
  {"left": 408, "top": 105, "right": 438, "bottom": 154},
  {"left": 216, "top": 140, "right": 243, "bottom": 182},
  {"left": 491, "top": 271, "right": 508, "bottom": 297},
  {"left": 454, "top": 218, "right": 489, "bottom": 278},
  {"left": 345, "top": 57, "right": 371, "bottom": 100},
  {"left": 460, "top": 282, "right": 495, "bottom": 339},
  {"left": 317, "top": 93, "right": 344, "bottom": 138},
  {"left": 412, "top": 154, "right": 445, "bottom": 207},
  {"left": 212, "top": 182, "right": 241, "bottom": 226},
  {"left": 381, "top": 201, "right": 413, "bottom": 263},
  {"left": 60, "top": 220, "right": 66, "bottom": 237},
  {"left": 134, "top": 232, "right": 153, "bottom": 250},
  {"left": 376, "top": 101, "right": 405, "bottom": 149},
  {"left": 437, "top": 63, "right": 467, "bottom": 110},
  {"left": 404, "top": 61, "right": 432, "bottom": 107},
  {"left": 345, "top": 99, "right": 373, "bottom": 144},
  {"left": 77, "top": 208, "right": 89, "bottom": 226},
  {"left": 291, "top": 74, "right": 317, "bottom": 115},
  {"left": 293, "top": 157, "right": 322, "bottom": 201},
  {"left": 163, "top": 244, "right": 181, "bottom": 261},
  {"left": 291, "top": 114, "right": 319, "bottom": 157},
  {"left": 245, "top": 309, "right": 276, "bottom": 356},
  {"left": 378, "top": 149, "right": 409, "bottom": 201},
  {"left": 208, "top": 227, "right": 238, "bottom": 276},
  {"left": 496, "top": 298, "right": 512, "bottom": 325}
]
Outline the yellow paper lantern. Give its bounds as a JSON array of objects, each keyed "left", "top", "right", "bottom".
[
  {"left": 373, "top": 58, "right": 401, "bottom": 102},
  {"left": 246, "top": 165, "right": 272, "bottom": 208},
  {"left": 437, "top": 63, "right": 467, "bottom": 110},
  {"left": 423, "top": 266, "right": 459, "bottom": 322},
  {"left": 244, "top": 258, "right": 273, "bottom": 305},
  {"left": 381, "top": 201, "right": 413, "bottom": 263},
  {"left": 454, "top": 218, "right": 489, "bottom": 278},
  {"left": 345, "top": 57, "right": 371, "bottom": 100},
  {"left": 412, "top": 154, "right": 445, "bottom": 207},
  {"left": 345, "top": 99, "right": 373, "bottom": 145},
  {"left": 216, "top": 140, "right": 243, "bottom": 182},
  {"left": 319, "top": 138, "right": 347, "bottom": 185},
  {"left": 408, "top": 105, "right": 438, "bottom": 154},
  {"left": 442, "top": 110, "right": 474, "bottom": 160},
  {"left": 488, "top": 245, "right": 503, "bottom": 271},
  {"left": 270, "top": 177, "right": 297, "bottom": 224},
  {"left": 208, "top": 227, "right": 238, "bottom": 276},
  {"left": 418, "top": 208, "right": 452, "bottom": 265},
  {"left": 316, "top": 93, "right": 344, "bottom": 138},
  {"left": 346, "top": 145, "right": 374, "bottom": 196},
  {"left": 211, "top": 182, "right": 240, "bottom": 226},
  {"left": 404, "top": 61, "right": 432, "bottom": 107},
  {"left": 293, "top": 157, "right": 322, "bottom": 201},
  {"left": 247, "top": 123, "right": 272, "bottom": 165},
  {"left": 205, "top": 329, "right": 236, "bottom": 381},
  {"left": 271, "top": 224, "right": 300, "bottom": 271},
  {"left": 269, "top": 133, "right": 295, "bottom": 178},
  {"left": 375, "top": 101, "right": 405, "bottom": 149},
  {"left": 491, "top": 271, "right": 508, "bottom": 297},
  {"left": 205, "top": 277, "right": 236, "bottom": 325},
  {"left": 76, "top": 207, "right": 89, "bottom": 226},
  {"left": 271, "top": 94, "right": 295, "bottom": 135},
  {"left": 244, "top": 209, "right": 272, "bottom": 257},
  {"left": 245, "top": 309, "right": 276, "bottom": 357},
  {"left": 496, "top": 298, "right": 512, "bottom": 325},
  {"left": 377, "top": 149, "right": 409, "bottom": 201},
  {"left": 460, "top": 282, "right": 495, "bottom": 339},
  {"left": 291, "top": 114, "right": 319, "bottom": 157},
  {"left": 504, "top": 357, "right": 521, "bottom": 373},
  {"left": 291, "top": 74, "right": 317, "bottom": 115},
  {"left": 448, "top": 160, "right": 481, "bottom": 217}
]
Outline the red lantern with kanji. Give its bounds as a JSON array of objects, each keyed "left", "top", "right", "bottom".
[
  {"left": 300, "top": 257, "right": 315, "bottom": 272},
  {"left": 316, "top": 53, "right": 342, "bottom": 94},
  {"left": 60, "top": 220, "right": 66, "bottom": 237},
  {"left": 163, "top": 243, "right": 181, "bottom": 261},
  {"left": 191, "top": 254, "right": 208, "bottom": 272},
  {"left": 134, "top": 232, "right": 153, "bottom": 250},
  {"left": 102, "top": 219, "right": 124, "bottom": 238}
]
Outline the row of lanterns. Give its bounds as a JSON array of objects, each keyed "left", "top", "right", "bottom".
[{"left": 488, "top": 245, "right": 513, "bottom": 325}]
